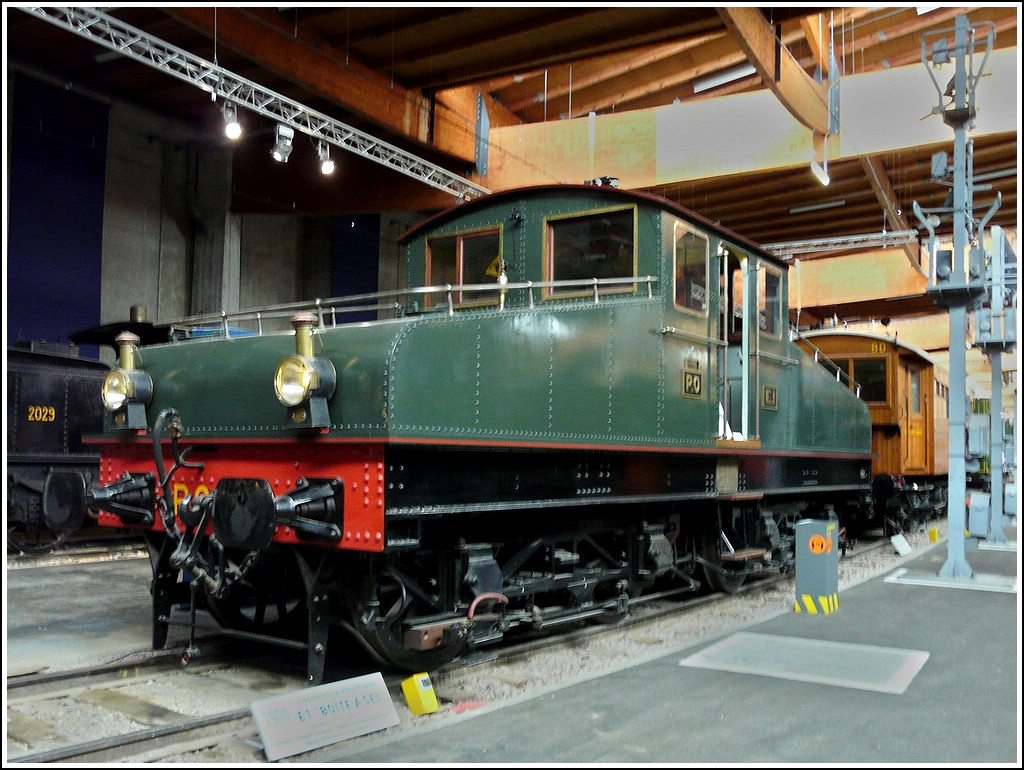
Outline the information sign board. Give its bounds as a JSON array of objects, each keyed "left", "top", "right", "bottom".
[{"left": 251, "top": 671, "right": 399, "bottom": 761}]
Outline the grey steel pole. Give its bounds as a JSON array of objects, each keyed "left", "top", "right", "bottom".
[
  {"left": 988, "top": 354, "right": 1008, "bottom": 543},
  {"left": 938, "top": 15, "right": 973, "bottom": 578}
]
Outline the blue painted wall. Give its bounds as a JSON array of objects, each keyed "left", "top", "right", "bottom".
[
  {"left": 7, "top": 75, "right": 108, "bottom": 353},
  {"left": 331, "top": 214, "right": 380, "bottom": 321}
]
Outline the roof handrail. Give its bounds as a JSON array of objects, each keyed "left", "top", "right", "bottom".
[{"left": 163, "top": 275, "right": 659, "bottom": 339}]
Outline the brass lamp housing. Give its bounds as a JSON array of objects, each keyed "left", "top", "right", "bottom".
[
  {"left": 273, "top": 313, "right": 336, "bottom": 428},
  {"left": 103, "top": 331, "right": 152, "bottom": 429}
]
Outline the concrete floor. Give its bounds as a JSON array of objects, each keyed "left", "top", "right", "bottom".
[{"left": 5, "top": 553, "right": 206, "bottom": 676}]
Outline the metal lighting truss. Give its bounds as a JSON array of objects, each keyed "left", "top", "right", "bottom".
[
  {"left": 762, "top": 230, "right": 919, "bottom": 260},
  {"left": 21, "top": 6, "right": 490, "bottom": 202}
]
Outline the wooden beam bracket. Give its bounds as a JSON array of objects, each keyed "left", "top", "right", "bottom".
[{"left": 717, "top": 7, "right": 829, "bottom": 134}]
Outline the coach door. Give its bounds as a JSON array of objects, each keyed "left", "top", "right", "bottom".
[
  {"left": 718, "top": 246, "right": 757, "bottom": 442},
  {"left": 903, "top": 362, "right": 928, "bottom": 472}
]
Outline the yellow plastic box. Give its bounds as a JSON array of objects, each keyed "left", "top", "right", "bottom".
[{"left": 401, "top": 672, "right": 439, "bottom": 715}]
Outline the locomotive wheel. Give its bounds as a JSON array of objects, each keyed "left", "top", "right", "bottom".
[
  {"left": 701, "top": 531, "right": 746, "bottom": 594},
  {"left": 8, "top": 476, "right": 68, "bottom": 554},
  {"left": 358, "top": 570, "right": 465, "bottom": 672},
  {"left": 205, "top": 549, "right": 306, "bottom": 639},
  {"left": 7, "top": 521, "right": 67, "bottom": 555}
]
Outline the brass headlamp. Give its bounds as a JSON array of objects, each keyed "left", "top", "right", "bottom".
[
  {"left": 102, "top": 331, "right": 153, "bottom": 429},
  {"left": 273, "top": 312, "right": 336, "bottom": 428}
]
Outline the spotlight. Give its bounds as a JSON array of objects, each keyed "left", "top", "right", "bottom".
[
  {"left": 271, "top": 124, "right": 294, "bottom": 163},
  {"left": 222, "top": 103, "right": 241, "bottom": 140},
  {"left": 317, "top": 141, "right": 335, "bottom": 175},
  {"left": 810, "top": 159, "right": 830, "bottom": 186}
]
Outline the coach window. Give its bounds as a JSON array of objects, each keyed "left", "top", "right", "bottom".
[
  {"left": 545, "top": 207, "right": 636, "bottom": 298},
  {"left": 674, "top": 224, "right": 708, "bottom": 316},
  {"left": 853, "top": 358, "right": 887, "bottom": 402},
  {"left": 758, "top": 266, "right": 782, "bottom": 337},
  {"left": 426, "top": 228, "right": 502, "bottom": 307},
  {"left": 910, "top": 369, "right": 922, "bottom": 413},
  {"left": 937, "top": 382, "right": 949, "bottom": 418},
  {"left": 821, "top": 357, "right": 850, "bottom": 382}
]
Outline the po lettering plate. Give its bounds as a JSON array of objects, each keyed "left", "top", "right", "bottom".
[{"left": 251, "top": 671, "right": 400, "bottom": 761}]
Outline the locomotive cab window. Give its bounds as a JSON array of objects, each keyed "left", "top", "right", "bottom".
[
  {"left": 426, "top": 228, "right": 502, "bottom": 307},
  {"left": 545, "top": 206, "right": 636, "bottom": 298},
  {"left": 674, "top": 224, "right": 708, "bottom": 316},
  {"left": 758, "top": 266, "right": 782, "bottom": 338}
]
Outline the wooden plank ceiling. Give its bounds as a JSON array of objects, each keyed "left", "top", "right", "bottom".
[{"left": 6, "top": 5, "right": 1019, "bottom": 336}]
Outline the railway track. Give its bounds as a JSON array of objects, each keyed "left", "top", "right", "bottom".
[
  {"left": 8, "top": 649, "right": 221, "bottom": 761},
  {"left": 5, "top": 532, "right": 902, "bottom": 763},
  {"left": 5, "top": 640, "right": 295, "bottom": 763},
  {"left": 6, "top": 539, "right": 147, "bottom": 570}
]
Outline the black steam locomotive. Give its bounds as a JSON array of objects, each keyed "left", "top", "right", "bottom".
[
  {"left": 6, "top": 344, "right": 109, "bottom": 553},
  {"left": 7, "top": 313, "right": 168, "bottom": 554}
]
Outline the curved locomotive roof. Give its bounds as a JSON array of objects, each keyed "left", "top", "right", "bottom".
[
  {"left": 69, "top": 319, "right": 173, "bottom": 350},
  {"left": 7, "top": 345, "right": 110, "bottom": 370},
  {"left": 400, "top": 183, "right": 783, "bottom": 267},
  {"left": 798, "top": 329, "right": 943, "bottom": 370}
]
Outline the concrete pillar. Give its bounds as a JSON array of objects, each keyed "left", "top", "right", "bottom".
[
  {"left": 189, "top": 143, "right": 238, "bottom": 316},
  {"left": 100, "top": 105, "right": 164, "bottom": 325}
]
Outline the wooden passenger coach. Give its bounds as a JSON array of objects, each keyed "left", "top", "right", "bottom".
[{"left": 796, "top": 329, "right": 951, "bottom": 529}]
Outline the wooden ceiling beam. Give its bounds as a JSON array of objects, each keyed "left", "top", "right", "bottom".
[
  {"left": 164, "top": 7, "right": 477, "bottom": 163},
  {"left": 506, "top": 8, "right": 877, "bottom": 118},
  {"left": 833, "top": 6, "right": 970, "bottom": 72},
  {"left": 382, "top": 8, "right": 607, "bottom": 78},
  {"left": 502, "top": 35, "right": 723, "bottom": 114},
  {"left": 801, "top": 13, "right": 830, "bottom": 75},
  {"left": 717, "top": 7, "right": 828, "bottom": 134},
  {"left": 539, "top": 24, "right": 801, "bottom": 121},
  {"left": 789, "top": 248, "right": 928, "bottom": 312},
  {"left": 433, "top": 85, "right": 522, "bottom": 136},
  {"left": 860, "top": 155, "right": 922, "bottom": 273},
  {"left": 394, "top": 9, "right": 724, "bottom": 88},
  {"left": 487, "top": 45, "right": 1017, "bottom": 192},
  {"left": 673, "top": 165, "right": 868, "bottom": 215},
  {"left": 859, "top": 13, "right": 1019, "bottom": 72},
  {"left": 328, "top": 7, "right": 468, "bottom": 43}
]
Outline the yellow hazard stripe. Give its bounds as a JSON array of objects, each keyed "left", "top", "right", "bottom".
[{"left": 795, "top": 594, "right": 839, "bottom": 614}]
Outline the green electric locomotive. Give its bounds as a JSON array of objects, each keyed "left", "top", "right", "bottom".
[{"left": 45, "top": 184, "right": 872, "bottom": 681}]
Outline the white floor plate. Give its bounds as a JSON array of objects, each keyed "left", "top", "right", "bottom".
[
  {"left": 884, "top": 568, "right": 1018, "bottom": 593},
  {"left": 679, "top": 632, "right": 929, "bottom": 695}
]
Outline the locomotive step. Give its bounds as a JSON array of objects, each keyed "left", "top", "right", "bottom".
[{"left": 719, "top": 548, "right": 768, "bottom": 562}]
